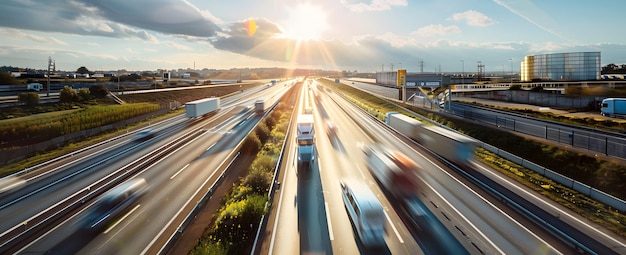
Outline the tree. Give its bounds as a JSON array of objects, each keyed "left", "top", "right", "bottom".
[
  {"left": 0, "top": 71, "right": 19, "bottom": 84},
  {"left": 18, "top": 92, "right": 39, "bottom": 106},
  {"left": 77, "top": 88, "right": 91, "bottom": 101},
  {"left": 249, "top": 73, "right": 261, "bottom": 79},
  {"left": 76, "top": 66, "right": 91, "bottom": 74},
  {"left": 89, "top": 84, "right": 109, "bottom": 98},
  {"left": 59, "top": 86, "right": 78, "bottom": 102}
]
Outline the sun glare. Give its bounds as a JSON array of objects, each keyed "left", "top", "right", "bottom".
[{"left": 282, "top": 4, "right": 327, "bottom": 41}]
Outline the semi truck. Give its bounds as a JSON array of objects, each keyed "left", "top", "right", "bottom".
[
  {"left": 185, "top": 97, "right": 220, "bottom": 118},
  {"left": 385, "top": 112, "right": 476, "bottom": 166},
  {"left": 601, "top": 98, "right": 626, "bottom": 117},
  {"left": 296, "top": 114, "right": 315, "bottom": 167},
  {"left": 361, "top": 144, "right": 420, "bottom": 198},
  {"left": 255, "top": 100, "right": 265, "bottom": 115}
]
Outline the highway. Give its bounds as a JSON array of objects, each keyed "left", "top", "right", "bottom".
[
  {"left": 259, "top": 80, "right": 574, "bottom": 254},
  {"left": 3, "top": 78, "right": 626, "bottom": 254},
  {"left": 337, "top": 79, "right": 626, "bottom": 254},
  {"left": 0, "top": 81, "right": 292, "bottom": 254}
]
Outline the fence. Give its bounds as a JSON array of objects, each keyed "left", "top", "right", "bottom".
[{"left": 468, "top": 90, "right": 601, "bottom": 109}]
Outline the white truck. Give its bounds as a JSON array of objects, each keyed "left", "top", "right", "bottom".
[
  {"left": 385, "top": 112, "right": 476, "bottom": 166},
  {"left": 296, "top": 114, "right": 315, "bottom": 167},
  {"left": 601, "top": 98, "right": 626, "bottom": 117},
  {"left": 255, "top": 100, "right": 265, "bottom": 115},
  {"left": 361, "top": 144, "right": 420, "bottom": 198},
  {"left": 185, "top": 98, "right": 220, "bottom": 118},
  {"left": 27, "top": 83, "right": 43, "bottom": 91}
]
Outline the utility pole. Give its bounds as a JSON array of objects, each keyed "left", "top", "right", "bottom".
[
  {"left": 418, "top": 59, "right": 424, "bottom": 73},
  {"left": 509, "top": 58, "right": 513, "bottom": 83},
  {"left": 461, "top": 60, "right": 464, "bottom": 84},
  {"left": 47, "top": 57, "right": 55, "bottom": 97}
]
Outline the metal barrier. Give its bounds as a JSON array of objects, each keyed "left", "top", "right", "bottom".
[{"left": 480, "top": 142, "right": 626, "bottom": 211}]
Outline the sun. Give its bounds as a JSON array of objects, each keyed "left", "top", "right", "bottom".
[{"left": 282, "top": 4, "right": 328, "bottom": 41}]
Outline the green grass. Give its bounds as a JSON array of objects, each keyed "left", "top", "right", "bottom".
[
  {"left": 0, "top": 109, "right": 80, "bottom": 125},
  {"left": 0, "top": 109, "right": 183, "bottom": 177}
]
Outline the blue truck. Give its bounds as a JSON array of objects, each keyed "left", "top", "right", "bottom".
[{"left": 601, "top": 98, "right": 626, "bottom": 117}]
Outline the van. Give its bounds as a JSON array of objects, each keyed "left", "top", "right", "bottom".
[{"left": 340, "top": 179, "right": 386, "bottom": 247}]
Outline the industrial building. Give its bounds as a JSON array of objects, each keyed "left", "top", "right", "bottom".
[{"left": 520, "top": 52, "right": 600, "bottom": 82}]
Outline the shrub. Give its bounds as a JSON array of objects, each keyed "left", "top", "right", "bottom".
[
  {"left": 59, "top": 86, "right": 78, "bottom": 102},
  {"left": 243, "top": 156, "right": 274, "bottom": 194},
  {"left": 77, "top": 88, "right": 91, "bottom": 101},
  {"left": 18, "top": 92, "right": 40, "bottom": 106},
  {"left": 89, "top": 84, "right": 109, "bottom": 98},
  {"left": 240, "top": 132, "right": 261, "bottom": 156},
  {"left": 211, "top": 195, "right": 267, "bottom": 252},
  {"left": 255, "top": 122, "right": 270, "bottom": 144}
]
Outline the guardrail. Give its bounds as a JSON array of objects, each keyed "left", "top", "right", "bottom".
[
  {"left": 480, "top": 142, "right": 626, "bottom": 211},
  {"left": 249, "top": 87, "right": 296, "bottom": 255}
]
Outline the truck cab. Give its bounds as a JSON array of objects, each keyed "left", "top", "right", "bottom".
[
  {"left": 27, "top": 83, "right": 43, "bottom": 91},
  {"left": 296, "top": 114, "right": 315, "bottom": 166}
]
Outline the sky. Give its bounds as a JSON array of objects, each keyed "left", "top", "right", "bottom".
[{"left": 0, "top": 0, "right": 624, "bottom": 73}]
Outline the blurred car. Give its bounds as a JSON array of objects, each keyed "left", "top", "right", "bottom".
[
  {"left": 325, "top": 120, "right": 337, "bottom": 137},
  {"left": 304, "top": 107, "right": 313, "bottom": 114},
  {"left": 340, "top": 179, "right": 386, "bottom": 248},
  {"left": 134, "top": 129, "right": 155, "bottom": 141},
  {"left": 78, "top": 178, "right": 148, "bottom": 231}
]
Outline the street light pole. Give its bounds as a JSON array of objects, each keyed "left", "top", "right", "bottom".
[
  {"left": 509, "top": 58, "right": 513, "bottom": 83},
  {"left": 460, "top": 60, "right": 464, "bottom": 84}
]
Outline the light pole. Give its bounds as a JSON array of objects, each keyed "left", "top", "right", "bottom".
[
  {"left": 509, "top": 58, "right": 513, "bottom": 83},
  {"left": 460, "top": 60, "right": 464, "bottom": 84}
]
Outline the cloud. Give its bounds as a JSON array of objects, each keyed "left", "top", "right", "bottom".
[
  {"left": 0, "top": 0, "right": 219, "bottom": 41},
  {"left": 340, "top": 0, "right": 408, "bottom": 12},
  {"left": 84, "top": 0, "right": 222, "bottom": 37},
  {"left": 0, "top": 28, "right": 68, "bottom": 45},
  {"left": 450, "top": 10, "right": 495, "bottom": 27},
  {"left": 162, "top": 41, "right": 193, "bottom": 51},
  {"left": 411, "top": 24, "right": 461, "bottom": 37}
]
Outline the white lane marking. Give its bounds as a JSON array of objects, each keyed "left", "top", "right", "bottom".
[
  {"left": 206, "top": 143, "right": 216, "bottom": 151},
  {"left": 142, "top": 145, "right": 237, "bottom": 255},
  {"left": 356, "top": 165, "right": 366, "bottom": 180},
  {"left": 383, "top": 210, "right": 404, "bottom": 243},
  {"left": 103, "top": 204, "right": 141, "bottom": 234},
  {"left": 325, "top": 202, "right": 334, "bottom": 241},
  {"left": 269, "top": 156, "right": 293, "bottom": 255},
  {"left": 170, "top": 164, "right": 190, "bottom": 179}
]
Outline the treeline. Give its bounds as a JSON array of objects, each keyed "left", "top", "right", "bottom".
[
  {"left": 0, "top": 103, "right": 159, "bottom": 147},
  {"left": 602, "top": 63, "right": 626, "bottom": 74},
  {"left": 192, "top": 102, "right": 292, "bottom": 255}
]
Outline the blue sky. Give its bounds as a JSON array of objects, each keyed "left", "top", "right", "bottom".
[{"left": 0, "top": 0, "right": 624, "bottom": 73}]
